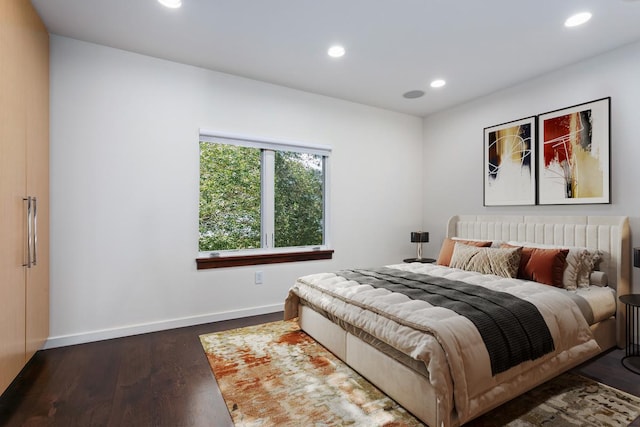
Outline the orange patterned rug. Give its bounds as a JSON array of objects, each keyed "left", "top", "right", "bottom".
[
  {"left": 200, "top": 319, "right": 422, "bottom": 426},
  {"left": 200, "top": 320, "right": 640, "bottom": 427}
]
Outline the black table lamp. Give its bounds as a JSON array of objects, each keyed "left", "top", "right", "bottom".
[
  {"left": 401, "top": 231, "right": 433, "bottom": 264},
  {"left": 411, "top": 232, "right": 429, "bottom": 260}
]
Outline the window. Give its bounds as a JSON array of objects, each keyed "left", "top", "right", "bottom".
[{"left": 197, "top": 131, "right": 332, "bottom": 268}]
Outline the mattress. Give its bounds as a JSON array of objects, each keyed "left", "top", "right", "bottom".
[
  {"left": 285, "top": 262, "right": 602, "bottom": 423},
  {"left": 295, "top": 262, "right": 615, "bottom": 381}
]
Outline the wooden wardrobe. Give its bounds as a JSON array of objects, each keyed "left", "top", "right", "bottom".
[{"left": 0, "top": 0, "right": 49, "bottom": 395}]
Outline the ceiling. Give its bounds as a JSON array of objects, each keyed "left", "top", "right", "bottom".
[{"left": 31, "top": 0, "right": 640, "bottom": 117}]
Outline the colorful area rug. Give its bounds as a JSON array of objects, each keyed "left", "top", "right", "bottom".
[
  {"left": 200, "top": 320, "right": 640, "bottom": 427},
  {"left": 468, "top": 373, "right": 640, "bottom": 427}
]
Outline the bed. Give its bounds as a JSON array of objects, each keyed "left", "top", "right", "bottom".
[{"left": 284, "top": 215, "right": 631, "bottom": 427}]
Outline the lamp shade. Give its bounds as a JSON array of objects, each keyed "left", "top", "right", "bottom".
[{"left": 410, "top": 232, "right": 429, "bottom": 243}]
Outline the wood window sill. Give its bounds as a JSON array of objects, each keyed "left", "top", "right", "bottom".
[{"left": 196, "top": 249, "right": 334, "bottom": 270}]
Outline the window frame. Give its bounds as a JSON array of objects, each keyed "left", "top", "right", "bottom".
[{"left": 196, "top": 130, "right": 332, "bottom": 269}]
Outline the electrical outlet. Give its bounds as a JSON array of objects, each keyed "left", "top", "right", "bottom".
[{"left": 255, "top": 271, "right": 263, "bottom": 285}]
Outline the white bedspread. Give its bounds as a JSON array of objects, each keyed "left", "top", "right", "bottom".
[{"left": 285, "top": 263, "right": 601, "bottom": 424}]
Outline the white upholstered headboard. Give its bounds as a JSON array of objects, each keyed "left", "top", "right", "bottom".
[{"left": 447, "top": 215, "right": 630, "bottom": 347}]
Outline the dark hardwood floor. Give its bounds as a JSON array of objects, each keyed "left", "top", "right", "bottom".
[
  {"left": 0, "top": 312, "right": 281, "bottom": 427},
  {"left": 0, "top": 312, "right": 638, "bottom": 426}
]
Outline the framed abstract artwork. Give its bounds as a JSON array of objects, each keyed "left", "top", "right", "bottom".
[
  {"left": 538, "top": 98, "right": 610, "bottom": 205},
  {"left": 484, "top": 116, "right": 536, "bottom": 206}
]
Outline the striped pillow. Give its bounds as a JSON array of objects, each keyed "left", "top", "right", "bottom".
[{"left": 449, "top": 243, "right": 522, "bottom": 279}]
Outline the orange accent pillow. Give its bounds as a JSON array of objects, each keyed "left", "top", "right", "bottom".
[
  {"left": 503, "top": 244, "right": 569, "bottom": 287},
  {"left": 437, "top": 238, "right": 492, "bottom": 266}
]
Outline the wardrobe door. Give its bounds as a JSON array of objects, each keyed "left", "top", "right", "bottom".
[
  {"left": 0, "top": 0, "right": 28, "bottom": 393},
  {"left": 24, "top": 4, "right": 50, "bottom": 360}
]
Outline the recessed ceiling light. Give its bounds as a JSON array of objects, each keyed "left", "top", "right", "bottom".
[
  {"left": 327, "top": 45, "right": 345, "bottom": 58},
  {"left": 430, "top": 79, "right": 446, "bottom": 88},
  {"left": 158, "top": 0, "right": 182, "bottom": 9},
  {"left": 403, "top": 90, "right": 425, "bottom": 99},
  {"left": 565, "top": 12, "right": 592, "bottom": 27}
]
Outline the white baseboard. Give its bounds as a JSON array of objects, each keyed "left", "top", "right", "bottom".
[{"left": 43, "top": 303, "right": 284, "bottom": 349}]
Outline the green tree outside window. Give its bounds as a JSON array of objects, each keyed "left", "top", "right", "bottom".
[{"left": 199, "top": 141, "right": 325, "bottom": 252}]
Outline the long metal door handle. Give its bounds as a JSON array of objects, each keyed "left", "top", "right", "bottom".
[
  {"left": 23, "top": 197, "right": 32, "bottom": 268},
  {"left": 32, "top": 197, "right": 37, "bottom": 266}
]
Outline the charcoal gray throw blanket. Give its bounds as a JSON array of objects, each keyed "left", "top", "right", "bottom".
[{"left": 336, "top": 267, "right": 555, "bottom": 375}]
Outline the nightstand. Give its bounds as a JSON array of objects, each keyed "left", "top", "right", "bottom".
[
  {"left": 403, "top": 258, "right": 436, "bottom": 263},
  {"left": 619, "top": 294, "right": 640, "bottom": 375}
]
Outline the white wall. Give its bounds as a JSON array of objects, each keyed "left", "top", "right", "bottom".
[
  {"left": 422, "top": 40, "right": 640, "bottom": 293},
  {"left": 48, "top": 35, "right": 424, "bottom": 347}
]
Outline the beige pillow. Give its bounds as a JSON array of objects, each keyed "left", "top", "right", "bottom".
[
  {"left": 436, "top": 238, "right": 492, "bottom": 266},
  {"left": 449, "top": 243, "right": 522, "bottom": 278},
  {"left": 576, "top": 250, "right": 602, "bottom": 287},
  {"left": 589, "top": 271, "right": 608, "bottom": 287}
]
